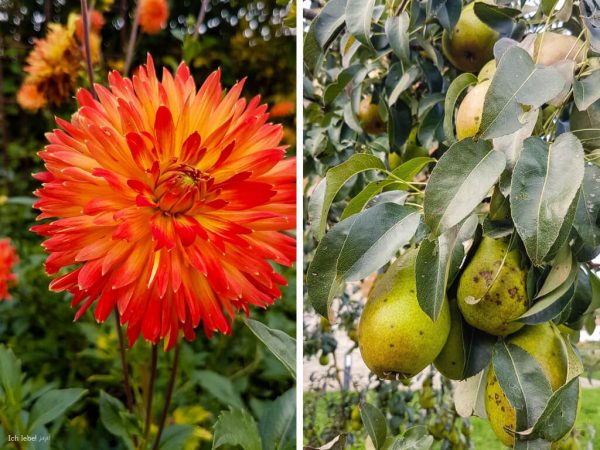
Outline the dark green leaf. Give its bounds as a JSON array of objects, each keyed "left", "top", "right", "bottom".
[
  {"left": 307, "top": 203, "right": 420, "bottom": 318},
  {"left": 388, "top": 99, "right": 412, "bottom": 152},
  {"left": 536, "top": 245, "right": 572, "bottom": 298},
  {"left": 529, "top": 378, "right": 579, "bottom": 442},
  {"left": 388, "top": 66, "right": 420, "bottom": 105},
  {"left": 340, "top": 180, "right": 406, "bottom": 220},
  {"left": 99, "top": 391, "right": 133, "bottom": 447},
  {"left": 360, "top": 403, "right": 387, "bottom": 450},
  {"left": 384, "top": 13, "right": 410, "bottom": 61},
  {"left": 574, "top": 70, "right": 600, "bottom": 111},
  {"left": 462, "top": 325, "right": 495, "bottom": 379},
  {"left": 258, "top": 388, "right": 295, "bottom": 450},
  {"left": 574, "top": 164, "right": 600, "bottom": 249},
  {"left": 28, "top": 388, "right": 86, "bottom": 432},
  {"left": 311, "top": 153, "right": 386, "bottom": 240},
  {"left": 473, "top": 3, "right": 520, "bottom": 35},
  {"left": 192, "top": 370, "right": 244, "bottom": 409},
  {"left": 443, "top": 73, "right": 478, "bottom": 144},
  {"left": 480, "top": 46, "right": 566, "bottom": 139},
  {"left": 244, "top": 319, "right": 296, "bottom": 379},
  {"left": 510, "top": 134, "right": 584, "bottom": 265},
  {"left": 213, "top": 408, "right": 262, "bottom": 450},
  {"left": 570, "top": 99, "right": 600, "bottom": 151},
  {"left": 345, "top": 0, "right": 376, "bottom": 49},
  {"left": 158, "top": 425, "right": 195, "bottom": 450},
  {"left": 424, "top": 138, "right": 506, "bottom": 236},
  {"left": 416, "top": 231, "right": 455, "bottom": 321},
  {"left": 304, "top": 0, "right": 348, "bottom": 72},
  {"left": 324, "top": 65, "right": 364, "bottom": 105},
  {"left": 429, "top": 0, "right": 461, "bottom": 33},
  {"left": 492, "top": 342, "right": 552, "bottom": 431},
  {"left": 0, "top": 345, "right": 22, "bottom": 407}
]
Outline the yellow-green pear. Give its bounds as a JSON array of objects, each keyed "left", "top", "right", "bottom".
[
  {"left": 478, "top": 59, "right": 496, "bottom": 81},
  {"left": 457, "top": 236, "right": 528, "bottom": 336},
  {"left": 442, "top": 2, "right": 500, "bottom": 72},
  {"left": 358, "top": 97, "right": 386, "bottom": 135},
  {"left": 434, "top": 299, "right": 466, "bottom": 379},
  {"left": 456, "top": 79, "right": 491, "bottom": 140},
  {"left": 485, "top": 323, "right": 569, "bottom": 447},
  {"left": 358, "top": 251, "right": 451, "bottom": 379},
  {"left": 532, "top": 32, "right": 586, "bottom": 66}
]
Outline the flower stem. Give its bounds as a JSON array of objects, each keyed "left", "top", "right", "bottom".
[
  {"left": 79, "top": 0, "right": 97, "bottom": 99},
  {"left": 151, "top": 344, "right": 181, "bottom": 450},
  {"left": 143, "top": 344, "right": 158, "bottom": 443},
  {"left": 114, "top": 307, "right": 134, "bottom": 412},
  {"left": 192, "top": 0, "right": 210, "bottom": 39},
  {"left": 124, "top": 1, "right": 142, "bottom": 75}
]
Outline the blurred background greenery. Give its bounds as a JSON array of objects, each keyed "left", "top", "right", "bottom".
[{"left": 0, "top": 1, "right": 296, "bottom": 449}]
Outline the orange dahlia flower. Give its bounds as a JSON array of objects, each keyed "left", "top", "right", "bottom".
[
  {"left": 270, "top": 101, "right": 295, "bottom": 118},
  {"left": 0, "top": 239, "right": 19, "bottom": 300},
  {"left": 32, "top": 56, "right": 296, "bottom": 350},
  {"left": 17, "top": 83, "right": 48, "bottom": 112},
  {"left": 23, "top": 23, "right": 81, "bottom": 106},
  {"left": 138, "top": 0, "right": 169, "bottom": 35}
]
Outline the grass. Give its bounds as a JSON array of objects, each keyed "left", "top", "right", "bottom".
[{"left": 304, "top": 388, "right": 600, "bottom": 448}]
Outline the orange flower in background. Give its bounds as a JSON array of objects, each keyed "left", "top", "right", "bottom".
[
  {"left": 0, "top": 239, "right": 19, "bottom": 300},
  {"left": 139, "top": 0, "right": 169, "bottom": 34},
  {"left": 17, "top": 83, "right": 48, "bottom": 112},
  {"left": 74, "top": 10, "right": 105, "bottom": 41},
  {"left": 32, "top": 56, "right": 296, "bottom": 350},
  {"left": 270, "top": 101, "right": 295, "bottom": 118},
  {"left": 22, "top": 23, "right": 81, "bottom": 106}
]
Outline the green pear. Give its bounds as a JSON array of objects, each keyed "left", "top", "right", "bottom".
[
  {"left": 457, "top": 237, "right": 528, "bottom": 336},
  {"left": 485, "top": 323, "right": 569, "bottom": 447},
  {"left": 442, "top": 2, "right": 500, "bottom": 73},
  {"left": 434, "top": 299, "right": 466, "bottom": 379},
  {"left": 455, "top": 79, "right": 491, "bottom": 140},
  {"left": 358, "top": 250, "right": 451, "bottom": 379}
]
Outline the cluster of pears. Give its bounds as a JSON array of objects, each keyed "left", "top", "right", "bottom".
[
  {"left": 357, "top": 237, "right": 573, "bottom": 447},
  {"left": 444, "top": 2, "right": 585, "bottom": 139}
]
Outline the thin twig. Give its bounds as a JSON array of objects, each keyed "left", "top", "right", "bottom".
[
  {"left": 151, "top": 344, "right": 181, "bottom": 450},
  {"left": 124, "top": 1, "right": 142, "bottom": 75},
  {"left": 114, "top": 308, "right": 134, "bottom": 412},
  {"left": 193, "top": 0, "right": 210, "bottom": 39},
  {"left": 144, "top": 344, "right": 158, "bottom": 443},
  {"left": 80, "top": 0, "right": 97, "bottom": 99}
]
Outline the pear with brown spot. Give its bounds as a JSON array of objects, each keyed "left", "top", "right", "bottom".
[{"left": 457, "top": 236, "right": 528, "bottom": 336}]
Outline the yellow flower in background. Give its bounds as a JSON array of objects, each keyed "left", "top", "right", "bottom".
[
  {"left": 173, "top": 405, "right": 212, "bottom": 449},
  {"left": 22, "top": 23, "right": 81, "bottom": 107}
]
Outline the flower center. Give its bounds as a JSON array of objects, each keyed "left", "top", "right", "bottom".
[{"left": 155, "top": 164, "right": 213, "bottom": 214}]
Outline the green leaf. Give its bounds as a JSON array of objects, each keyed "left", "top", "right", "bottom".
[
  {"left": 388, "top": 66, "right": 420, "bottom": 106},
  {"left": 492, "top": 109, "right": 538, "bottom": 170},
  {"left": 392, "top": 157, "right": 435, "bottom": 181},
  {"left": 479, "top": 46, "right": 566, "bottom": 139},
  {"left": 324, "top": 65, "right": 364, "bottom": 105},
  {"left": 258, "top": 388, "right": 295, "bottom": 450},
  {"left": 307, "top": 203, "right": 420, "bottom": 318},
  {"left": 570, "top": 99, "right": 600, "bottom": 151},
  {"left": 340, "top": 180, "right": 406, "bottom": 220},
  {"left": 529, "top": 378, "right": 579, "bottom": 442},
  {"left": 360, "top": 403, "right": 387, "bottom": 450},
  {"left": 536, "top": 245, "right": 573, "bottom": 298},
  {"left": 510, "top": 134, "right": 584, "bottom": 265},
  {"left": 391, "top": 426, "right": 434, "bottom": 449},
  {"left": 415, "top": 230, "right": 456, "bottom": 321},
  {"left": 311, "top": 153, "right": 386, "bottom": 240},
  {"left": 517, "top": 272, "right": 577, "bottom": 324},
  {"left": 28, "top": 388, "right": 86, "bottom": 432},
  {"left": 574, "top": 69, "right": 600, "bottom": 111},
  {"left": 213, "top": 408, "right": 262, "bottom": 450},
  {"left": 574, "top": 164, "right": 600, "bottom": 249},
  {"left": 192, "top": 370, "right": 244, "bottom": 409},
  {"left": 424, "top": 138, "right": 506, "bottom": 236},
  {"left": 99, "top": 390, "right": 134, "bottom": 448},
  {"left": 473, "top": 3, "right": 520, "bottom": 35},
  {"left": 345, "top": 0, "right": 376, "bottom": 49},
  {"left": 462, "top": 324, "right": 496, "bottom": 379},
  {"left": 244, "top": 318, "right": 296, "bottom": 379},
  {"left": 454, "top": 369, "right": 488, "bottom": 418},
  {"left": 384, "top": 13, "right": 410, "bottom": 62},
  {"left": 492, "top": 342, "right": 552, "bottom": 432},
  {"left": 443, "top": 73, "right": 478, "bottom": 144},
  {"left": 0, "top": 345, "right": 22, "bottom": 407},
  {"left": 304, "top": 0, "right": 348, "bottom": 72},
  {"left": 158, "top": 425, "right": 195, "bottom": 450}
]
